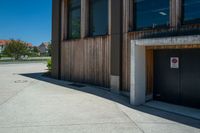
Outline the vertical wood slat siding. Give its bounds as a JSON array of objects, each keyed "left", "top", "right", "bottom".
[
  {"left": 121, "top": 0, "right": 131, "bottom": 92},
  {"left": 146, "top": 49, "right": 154, "bottom": 95},
  {"left": 61, "top": 36, "right": 111, "bottom": 88}
]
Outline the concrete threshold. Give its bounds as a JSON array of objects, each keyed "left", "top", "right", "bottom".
[{"left": 144, "top": 101, "right": 200, "bottom": 120}]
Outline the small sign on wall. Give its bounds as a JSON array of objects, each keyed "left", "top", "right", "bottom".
[{"left": 170, "top": 57, "right": 179, "bottom": 69}]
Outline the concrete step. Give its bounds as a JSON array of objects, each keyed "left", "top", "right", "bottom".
[{"left": 145, "top": 101, "right": 200, "bottom": 120}]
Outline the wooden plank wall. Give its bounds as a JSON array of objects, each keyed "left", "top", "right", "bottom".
[
  {"left": 146, "top": 49, "right": 154, "bottom": 95},
  {"left": 121, "top": 0, "right": 131, "bottom": 92},
  {"left": 61, "top": 36, "right": 111, "bottom": 88}
]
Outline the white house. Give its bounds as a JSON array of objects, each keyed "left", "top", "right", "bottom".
[{"left": 0, "top": 40, "right": 10, "bottom": 54}]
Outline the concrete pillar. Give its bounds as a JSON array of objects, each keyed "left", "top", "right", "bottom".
[{"left": 130, "top": 41, "right": 146, "bottom": 105}]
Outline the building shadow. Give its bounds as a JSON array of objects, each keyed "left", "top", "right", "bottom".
[{"left": 21, "top": 72, "right": 200, "bottom": 129}]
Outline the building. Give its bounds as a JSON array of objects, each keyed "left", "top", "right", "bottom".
[
  {"left": 0, "top": 40, "right": 10, "bottom": 54},
  {"left": 38, "top": 42, "right": 49, "bottom": 56},
  {"left": 52, "top": 0, "right": 200, "bottom": 108}
]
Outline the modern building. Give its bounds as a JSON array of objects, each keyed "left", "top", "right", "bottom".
[{"left": 52, "top": 0, "right": 200, "bottom": 108}]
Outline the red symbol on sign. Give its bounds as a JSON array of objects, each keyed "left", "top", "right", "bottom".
[{"left": 172, "top": 59, "right": 178, "bottom": 63}]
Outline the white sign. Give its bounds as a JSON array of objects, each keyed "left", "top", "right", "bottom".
[{"left": 170, "top": 57, "right": 179, "bottom": 69}]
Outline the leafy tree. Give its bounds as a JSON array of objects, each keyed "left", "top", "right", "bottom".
[
  {"left": 48, "top": 43, "right": 52, "bottom": 56},
  {"left": 28, "top": 46, "right": 40, "bottom": 57},
  {"left": 33, "top": 46, "right": 39, "bottom": 53},
  {"left": 3, "top": 40, "right": 29, "bottom": 60}
]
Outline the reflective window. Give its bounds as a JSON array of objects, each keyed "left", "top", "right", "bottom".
[
  {"left": 89, "top": 0, "right": 108, "bottom": 36},
  {"left": 183, "top": 0, "right": 200, "bottom": 24},
  {"left": 68, "top": 0, "right": 81, "bottom": 39},
  {"left": 135, "top": 0, "right": 169, "bottom": 30}
]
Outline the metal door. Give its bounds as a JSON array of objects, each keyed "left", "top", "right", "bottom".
[{"left": 154, "top": 49, "right": 200, "bottom": 108}]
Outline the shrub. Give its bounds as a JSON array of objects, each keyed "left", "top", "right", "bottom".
[{"left": 47, "top": 58, "right": 52, "bottom": 71}]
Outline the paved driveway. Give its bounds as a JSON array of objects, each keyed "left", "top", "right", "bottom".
[{"left": 0, "top": 63, "right": 199, "bottom": 133}]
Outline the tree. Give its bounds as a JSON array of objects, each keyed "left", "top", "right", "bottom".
[
  {"left": 33, "top": 46, "right": 39, "bottom": 53},
  {"left": 48, "top": 43, "right": 52, "bottom": 56},
  {"left": 28, "top": 46, "right": 40, "bottom": 57},
  {"left": 3, "top": 40, "right": 29, "bottom": 60}
]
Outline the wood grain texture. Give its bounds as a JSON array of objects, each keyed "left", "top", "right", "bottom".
[
  {"left": 61, "top": 36, "right": 111, "bottom": 88},
  {"left": 146, "top": 49, "right": 154, "bottom": 95}
]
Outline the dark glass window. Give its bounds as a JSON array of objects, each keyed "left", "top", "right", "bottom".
[
  {"left": 89, "top": 0, "right": 108, "bottom": 36},
  {"left": 183, "top": 0, "right": 200, "bottom": 24},
  {"left": 68, "top": 0, "right": 81, "bottom": 39},
  {"left": 135, "top": 0, "right": 169, "bottom": 30}
]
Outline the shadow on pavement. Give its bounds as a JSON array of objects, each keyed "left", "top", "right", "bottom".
[{"left": 21, "top": 72, "right": 200, "bottom": 129}]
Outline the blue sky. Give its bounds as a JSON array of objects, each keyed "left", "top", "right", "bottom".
[{"left": 0, "top": 0, "right": 52, "bottom": 46}]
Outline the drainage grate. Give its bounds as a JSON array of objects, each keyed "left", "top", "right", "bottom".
[
  {"left": 68, "top": 83, "right": 85, "bottom": 88},
  {"left": 14, "top": 80, "right": 28, "bottom": 83}
]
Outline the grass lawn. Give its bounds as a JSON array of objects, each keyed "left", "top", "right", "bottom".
[{"left": 0, "top": 57, "right": 51, "bottom": 64}]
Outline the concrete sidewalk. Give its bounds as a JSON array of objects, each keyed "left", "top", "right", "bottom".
[{"left": 0, "top": 63, "right": 199, "bottom": 133}]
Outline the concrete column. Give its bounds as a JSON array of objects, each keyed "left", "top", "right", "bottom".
[{"left": 130, "top": 41, "right": 146, "bottom": 105}]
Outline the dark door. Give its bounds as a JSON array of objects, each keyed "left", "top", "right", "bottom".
[
  {"left": 154, "top": 50, "right": 181, "bottom": 104},
  {"left": 154, "top": 49, "right": 200, "bottom": 108}
]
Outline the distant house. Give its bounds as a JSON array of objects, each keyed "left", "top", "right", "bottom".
[
  {"left": 38, "top": 42, "right": 49, "bottom": 56},
  {"left": 0, "top": 40, "right": 10, "bottom": 54},
  {"left": 26, "top": 43, "right": 33, "bottom": 51},
  {"left": 27, "top": 43, "right": 33, "bottom": 48}
]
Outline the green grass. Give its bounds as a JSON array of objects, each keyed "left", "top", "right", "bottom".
[{"left": 0, "top": 57, "right": 51, "bottom": 63}]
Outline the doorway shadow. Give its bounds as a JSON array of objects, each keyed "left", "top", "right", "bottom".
[{"left": 20, "top": 72, "right": 200, "bottom": 129}]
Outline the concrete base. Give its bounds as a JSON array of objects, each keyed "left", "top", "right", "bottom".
[
  {"left": 110, "top": 75, "right": 120, "bottom": 93},
  {"left": 130, "top": 43, "right": 146, "bottom": 106}
]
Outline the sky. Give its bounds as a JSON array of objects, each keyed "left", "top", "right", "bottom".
[{"left": 0, "top": 0, "right": 52, "bottom": 46}]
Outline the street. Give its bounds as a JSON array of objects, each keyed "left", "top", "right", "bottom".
[{"left": 0, "top": 63, "right": 199, "bottom": 133}]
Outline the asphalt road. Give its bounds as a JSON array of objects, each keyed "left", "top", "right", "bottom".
[{"left": 0, "top": 63, "right": 199, "bottom": 133}]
